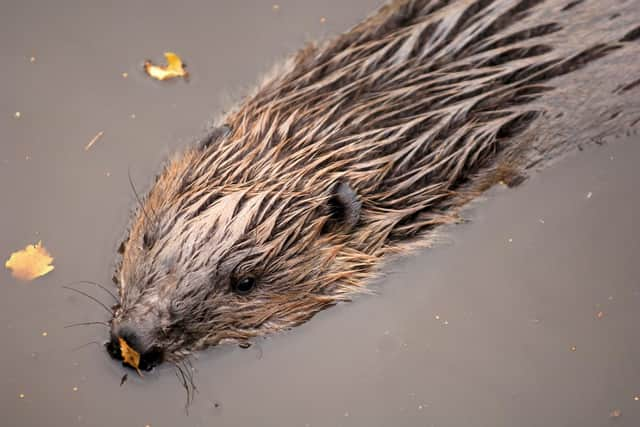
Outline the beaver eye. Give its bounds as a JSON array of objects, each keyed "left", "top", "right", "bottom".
[
  {"left": 142, "top": 232, "right": 154, "bottom": 249},
  {"left": 231, "top": 276, "right": 256, "bottom": 295}
]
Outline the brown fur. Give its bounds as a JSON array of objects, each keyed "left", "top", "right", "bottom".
[{"left": 110, "top": 0, "right": 640, "bottom": 366}]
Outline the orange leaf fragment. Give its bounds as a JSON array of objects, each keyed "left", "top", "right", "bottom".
[
  {"left": 119, "top": 337, "right": 142, "bottom": 376},
  {"left": 5, "top": 241, "right": 54, "bottom": 281},
  {"left": 144, "top": 52, "right": 189, "bottom": 81}
]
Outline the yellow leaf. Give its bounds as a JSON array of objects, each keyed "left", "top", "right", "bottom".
[
  {"left": 119, "top": 337, "right": 142, "bottom": 376},
  {"left": 5, "top": 241, "right": 54, "bottom": 281},
  {"left": 144, "top": 52, "right": 189, "bottom": 81}
]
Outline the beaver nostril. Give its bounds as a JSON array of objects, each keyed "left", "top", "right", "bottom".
[
  {"left": 139, "top": 347, "right": 164, "bottom": 371},
  {"left": 105, "top": 335, "right": 123, "bottom": 361}
]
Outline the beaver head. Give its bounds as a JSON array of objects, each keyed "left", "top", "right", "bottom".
[{"left": 107, "top": 137, "right": 369, "bottom": 368}]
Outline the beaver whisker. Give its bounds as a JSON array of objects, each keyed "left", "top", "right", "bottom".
[
  {"left": 182, "top": 358, "right": 197, "bottom": 405},
  {"left": 65, "top": 280, "right": 118, "bottom": 302},
  {"left": 127, "top": 166, "right": 157, "bottom": 227},
  {"left": 174, "top": 365, "right": 189, "bottom": 410},
  {"left": 174, "top": 361, "right": 197, "bottom": 411},
  {"left": 64, "top": 321, "right": 109, "bottom": 329},
  {"left": 71, "top": 341, "right": 102, "bottom": 352},
  {"left": 62, "top": 285, "right": 113, "bottom": 314}
]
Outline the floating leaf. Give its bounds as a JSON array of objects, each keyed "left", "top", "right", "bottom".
[
  {"left": 119, "top": 337, "right": 142, "bottom": 376},
  {"left": 144, "top": 52, "right": 189, "bottom": 81},
  {"left": 5, "top": 241, "right": 54, "bottom": 281}
]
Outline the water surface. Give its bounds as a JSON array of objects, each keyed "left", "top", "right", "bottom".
[{"left": 1, "top": 1, "right": 639, "bottom": 426}]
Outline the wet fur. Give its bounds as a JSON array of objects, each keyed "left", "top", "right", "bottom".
[{"left": 113, "top": 0, "right": 640, "bottom": 362}]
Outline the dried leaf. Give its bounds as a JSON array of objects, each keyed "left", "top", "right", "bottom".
[
  {"left": 119, "top": 337, "right": 142, "bottom": 376},
  {"left": 144, "top": 52, "right": 189, "bottom": 81},
  {"left": 5, "top": 241, "right": 54, "bottom": 281}
]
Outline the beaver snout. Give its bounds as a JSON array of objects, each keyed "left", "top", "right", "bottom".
[{"left": 106, "top": 321, "right": 164, "bottom": 371}]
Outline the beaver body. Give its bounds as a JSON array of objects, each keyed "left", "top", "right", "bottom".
[{"left": 108, "top": 0, "right": 640, "bottom": 370}]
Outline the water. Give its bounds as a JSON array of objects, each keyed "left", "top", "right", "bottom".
[{"left": 1, "top": 1, "right": 639, "bottom": 426}]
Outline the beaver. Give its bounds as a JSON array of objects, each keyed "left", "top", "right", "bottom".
[{"left": 105, "top": 0, "right": 640, "bottom": 374}]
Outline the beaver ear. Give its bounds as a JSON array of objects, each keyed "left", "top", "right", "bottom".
[
  {"left": 324, "top": 181, "right": 361, "bottom": 233},
  {"left": 195, "top": 124, "right": 232, "bottom": 150}
]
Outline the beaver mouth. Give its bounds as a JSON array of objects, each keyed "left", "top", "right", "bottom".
[{"left": 105, "top": 333, "right": 164, "bottom": 372}]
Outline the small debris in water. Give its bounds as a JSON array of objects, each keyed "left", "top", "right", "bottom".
[
  {"left": 72, "top": 386, "right": 78, "bottom": 392},
  {"left": 586, "top": 191, "right": 593, "bottom": 199},
  {"left": 19, "top": 393, "right": 25, "bottom": 399},
  {"left": 84, "top": 131, "right": 104, "bottom": 151},
  {"left": 609, "top": 408, "right": 621, "bottom": 418},
  {"left": 272, "top": 4, "right": 280, "bottom": 10},
  {"left": 344, "top": 411, "right": 349, "bottom": 417},
  {"left": 14, "top": 111, "right": 21, "bottom": 119},
  {"left": 29, "top": 56, "right": 36, "bottom": 63},
  {"left": 508, "top": 238, "right": 513, "bottom": 243},
  {"left": 130, "top": 113, "right": 136, "bottom": 119},
  {"left": 106, "top": 171, "right": 111, "bottom": 177},
  {"left": 42, "top": 331, "right": 48, "bottom": 337},
  {"left": 538, "top": 218, "right": 545, "bottom": 224},
  {"left": 634, "top": 395, "right": 639, "bottom": 401},
  {"left": 120, "top": 373, "right": 128, "bottom": 386},
  {"left": 570, "top": 345, "right": 577, "bottom": 352},
  {"left": 596, "top": 311, "right": 605, "bottom": 319},
  {"left": 434, "top": 314, "right": 440, "bottom": 320},
  {"left": 121, "top": 72, "right": 128, "bottom": 78},
  {"left": 443, "top": 320, "right": 449, "bottom": 326},
  {"left": 320, "top": 17, "right": 327, "bottom": 23},
  {"left": 25, "top": 155, "right": 31, "bottom": 161},
  {"left": 608, "top": 296, "right": 614, "bottom": 301}
]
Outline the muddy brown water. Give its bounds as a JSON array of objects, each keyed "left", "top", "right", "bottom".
[{"left": 2, "top": 1, "right": 639, "bottom": 426}]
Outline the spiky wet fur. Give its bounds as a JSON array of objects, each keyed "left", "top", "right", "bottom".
[{"left": 114, "top": 0, "right": 640, "bottom": 361}]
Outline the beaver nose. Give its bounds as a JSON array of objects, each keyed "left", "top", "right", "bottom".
[
  {"left": 106, "top": 322, "right": 164, "bottom": 371},
  {"left": 113, "top": 322, "right": 147, "bottom": 352}
]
